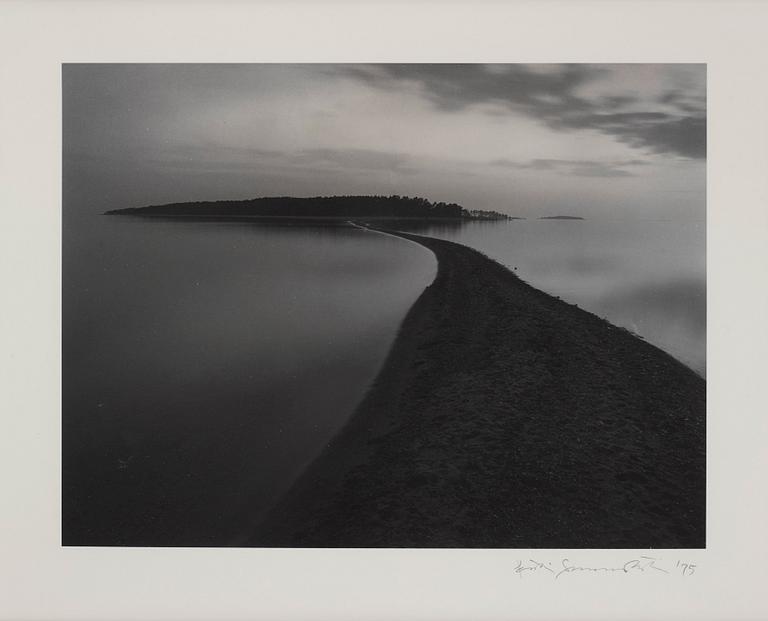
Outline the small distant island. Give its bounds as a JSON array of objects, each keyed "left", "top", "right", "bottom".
[
  {"left": 105, "top": 195, "right": 517, "bottom": 221},
  {"left": 97, "top": 194, "right": 704, "bottom": 549}
]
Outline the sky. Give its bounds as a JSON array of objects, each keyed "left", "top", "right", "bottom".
[{"left": 63, "top": 64, "right": 705, "bottom": 220}]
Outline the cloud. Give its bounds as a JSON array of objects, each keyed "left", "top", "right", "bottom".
[
  {"left": 292, "top": 148, "right": 416, "bottom": 173},
  {"left": 142, "top": 144, "right": 418, "bottom": 176},
  {"left": 335, "top": 63, "right": 601, "bottom": 114},
  {"left": 335, "top": 64, "right": 706, "bottom": 159},
  {"left": 491, "top": 157, "right": 651, "bottom": 178},
  {"left": 658, "top": 88, "right": 706, "bottom": 114},
  {"left": 560, "top": 112, "right": 706, "bottom": 159}
]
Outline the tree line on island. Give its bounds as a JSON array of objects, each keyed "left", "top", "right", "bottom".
[{"left": 105, "top": 195, "right": 518, "bottom": 221}]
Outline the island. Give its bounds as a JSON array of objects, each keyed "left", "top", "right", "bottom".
[
  {"left": 539, "top": 215, "right": 585, "bottom": 220},
  {"left": 105, "top": 195, "right": 517, "bottom": 221},
  {"left": 105, "top": 196, "right": 704, "bottom": 548}
]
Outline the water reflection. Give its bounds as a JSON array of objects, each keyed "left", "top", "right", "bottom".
[
  {"left": 63, "top": 213, "right": 705, "bottom": 546},
  {"left": 63, "top": 217, "right": 436, "bottom": 545},
  {"left": 392, "top": 218, "right": 706, "bottom": 375}
]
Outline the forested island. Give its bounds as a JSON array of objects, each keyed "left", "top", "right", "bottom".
[
  {"left": 105, "top": 195, "right": 515, "bottom": 220},
  {"left": 95, "top": 196, "right": 704, "bottom": 548}
]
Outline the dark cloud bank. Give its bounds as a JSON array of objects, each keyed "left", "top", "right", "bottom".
[{"left": 335, "top": 64, "right": 706, "bottom": 159}]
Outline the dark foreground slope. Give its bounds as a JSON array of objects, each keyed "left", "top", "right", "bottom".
[{"left": 250, "top": 230, "right": 705, "bottom": 548}]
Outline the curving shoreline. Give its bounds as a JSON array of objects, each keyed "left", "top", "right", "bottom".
[{"left": 249, "top": 229, "right": 705, "bottom": 548}]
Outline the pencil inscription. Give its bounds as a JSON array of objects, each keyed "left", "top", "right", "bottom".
[{"left": 513, "top": 557, "right": 697, "bottom": 579}]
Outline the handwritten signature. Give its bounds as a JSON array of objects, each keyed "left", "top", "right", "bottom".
[{"left": 514, "top": 557, "right": 697, "bottom": 579}]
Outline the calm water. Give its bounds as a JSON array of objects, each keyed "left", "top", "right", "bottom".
[
  {"left": 63, "top": 213, "right": 704, "bottom": 546},
  {"left": 63, "top": 217, "right": 436, "bottom": 545},
  {"left": 393, "top": 218, "right": 706, "bottom": 375}
]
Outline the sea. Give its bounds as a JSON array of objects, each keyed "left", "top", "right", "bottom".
[
  {"left": 395, "top": 217, "right": 706, "bottom": 375},
  {"left": 63, "top": 213, "right": 704, "bottom": 545}
]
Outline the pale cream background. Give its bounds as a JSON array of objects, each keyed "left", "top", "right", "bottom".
[{"left": 1, "top": 0, "right": 767, "bottom": 619}]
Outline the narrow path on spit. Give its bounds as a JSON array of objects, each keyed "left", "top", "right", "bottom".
[{"left": 251, "top": 228, "right": 705, "bottom": 548}]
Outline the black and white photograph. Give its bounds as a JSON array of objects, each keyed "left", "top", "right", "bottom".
[
  {"left": 63, "top": 63, "right": 706, "bottom": 548},
  {"left": 5, "top": 1, "right": 768, "bottom": 619}
]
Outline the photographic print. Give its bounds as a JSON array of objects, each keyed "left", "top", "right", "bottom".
[{"left": 62, "top": 63, "right": 705, "bottom": 548}]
